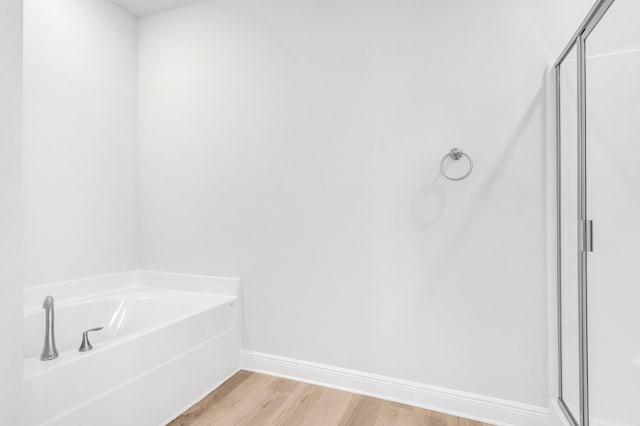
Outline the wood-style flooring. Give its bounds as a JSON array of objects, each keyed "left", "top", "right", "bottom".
[{"left": 169, "top": 371, "right": 493, "bottom": 426}]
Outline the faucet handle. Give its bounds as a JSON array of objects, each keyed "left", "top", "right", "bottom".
[{"left": 78, "top": 327, "right": 103, "bottom": 352}]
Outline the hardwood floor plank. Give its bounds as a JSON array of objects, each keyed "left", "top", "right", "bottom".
[
  {"left": 169, "top": 371, "right": 493, "bottom": 426},
  {"left": 197, "top": 373, "right": 278, "bottom": 426},
  {"left": 235, "top": 377, "right": 299, "bottom": 426},
  {"left": 284, "top": 386, "right": 354, "bottom": 426},
  {"left": 374, "top": 400, "right": 410, "bottom": 425},
  {"left": 170, "top": 371, "right": 271, "bottom": 426},
  {"left": 423, "top": 408, "right": 457, "bottom": 426},
  {"left": 266, "top": 376, "right": 300, "bottom": 394},
  {"left": 262, "top": 379, "right": 317, "bottom": 425},
  {"left": 374, "top": 401, "right": 430, "bottom": 425},
  {"left": 339, "top": 394, "right": 383, "bottom": 426},
  {"left": 455, "top": 418, "right": 489, "bottom": 426},
  {"left": 277, "top": 382, "right": 325, "bottom": 425},
  {"left": 168, "top": 371, "right": 253, "bottom": 426}
]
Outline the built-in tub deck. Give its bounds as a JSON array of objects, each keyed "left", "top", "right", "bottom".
[{"left": 22, "top": 271, "right": 241, "bottom": 426}]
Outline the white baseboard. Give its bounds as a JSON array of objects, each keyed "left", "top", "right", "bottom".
[{"left": 241, "top": 351, "right": 549, "bottom": 426}]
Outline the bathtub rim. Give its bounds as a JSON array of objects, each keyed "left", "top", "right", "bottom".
[
  {"left": 23, "top": 290, "right": 237, "bottom": 373},
  {"left": 23, "top": 270, "right": 241, "bottom": 377}
]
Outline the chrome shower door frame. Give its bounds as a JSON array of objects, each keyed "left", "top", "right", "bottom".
[{"left": 554, "top": 1, "right": 616, "bottom": 425}]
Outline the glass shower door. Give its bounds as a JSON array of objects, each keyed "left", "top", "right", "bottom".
[{"left": 558, "top": 44, "right": 581, "bottom": 424}]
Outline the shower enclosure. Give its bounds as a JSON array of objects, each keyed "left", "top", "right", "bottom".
[{"left": 555, "top": 1, "right": 640, "bottom": 425}]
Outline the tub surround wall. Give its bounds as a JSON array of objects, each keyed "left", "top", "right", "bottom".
[
  {"left": 0, "top": 0, "right": 23, "bottom": 423},
  {"left": 23, "top": 0, "right": 139, "bottom": 287}
]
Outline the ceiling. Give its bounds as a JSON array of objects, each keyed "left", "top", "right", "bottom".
[{"left": 111, "top": 0, "right": 207, "bottom": 17}]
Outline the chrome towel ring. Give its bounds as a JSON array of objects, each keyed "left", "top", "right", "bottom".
[{"left": 440, "top": 148, "right": 473, "bottom": 181}]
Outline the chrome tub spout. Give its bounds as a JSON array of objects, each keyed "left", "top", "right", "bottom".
[{"left": 40, "top": 296, "right": 59, "bottom": 361}]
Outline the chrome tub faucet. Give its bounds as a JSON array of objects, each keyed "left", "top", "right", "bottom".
[{"left": 40, "top": 295, "right": 59, "bottom": 361}]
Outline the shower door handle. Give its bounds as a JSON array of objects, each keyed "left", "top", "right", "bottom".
[{"left": 580, "top": 219, "right": 593, "bottom": 252}]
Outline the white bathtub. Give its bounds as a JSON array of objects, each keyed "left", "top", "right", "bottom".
[{"left": 23, "top": 271, "right": 241, "bottom": 426}]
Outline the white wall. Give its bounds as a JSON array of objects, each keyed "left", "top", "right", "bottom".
[
  {"left": 23, "top": 0, "right": 139, "bottom": 287},
  {"left": 138, "top": 0, "right": 593, "bottom": 407},
  {"left": 0, "top": 0, "right": 23, "bottom": 422}
]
